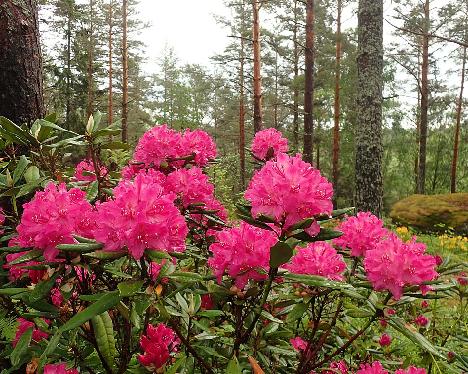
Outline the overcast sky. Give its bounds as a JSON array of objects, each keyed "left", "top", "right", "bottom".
[{"left": 137, "top": 0, "right": 230, "bottom": 73}]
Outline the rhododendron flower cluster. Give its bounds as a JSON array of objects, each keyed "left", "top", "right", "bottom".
[
  {"left": 414, "top": 315, "right": 429, "bottom": 327},
  {"left": 208, "top": 222, "right": 278, "bottom": 289},
  {"left": 379, "top": 333, "right": 392, "bottom": 347},
  {"left": 356, "top": 361, "right": 388, "bottom": 374},
  {"left": 165, "top": 167, "right": 215, "bottom": 208},
  {"left": 16, "top": 183, "right": 93, "bottom": 261},
  {"left": 284, "top": 242, "right": 346, "bottom": 280},
  {"left": 290, "top": 336, "right": 307, "bottom": 352},
  {"left": 251, "top": 128, "right": 288, "bottom": 160},
  {"left": 364, "top": 234, "right": 438, "bottom": 299},
  {"left": 43, "top": 363, "right": 78, "bottom": 374},
  {"left": 333, "top": 212, "right": 388, "bottom": 257},
  {"left": 245, "top": 153, "right": 333, "bottom": 233},
  {"left": 324, "top": 361, "right": 348, "bottom": 374},
  {"left": 74, "top": 159, "right": 107, "bottom": 182},
  {"left": 132, "top": 124, "right": 216, "bottom": 170},
  {"left": 93, "top": 172, "right": 188, "bottom": 260},
  {"left": 138, "top": 323, "right": 179, "bottom": 370},
  {"left": 13, "top": 318, "right": 49, "bottom": 347},
  {"left": 395, "top": 367, "right": 427, "bottom": 374}
]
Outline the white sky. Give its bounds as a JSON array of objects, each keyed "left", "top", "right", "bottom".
[{"left": 137, "top": 0, "right": 230, "bottom": 73}]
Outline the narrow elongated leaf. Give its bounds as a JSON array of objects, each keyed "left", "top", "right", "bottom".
[
  {"left": 284, "top": 273, "right": 350, "bottom": 289},
  {"left": 84, "top": 250, "right": 127, "bottom": 260},
  {"left": 56, "top": 242, "right": 103, "bottom": 252},
  {"left": 8, "top": 249, "right": 42, "bottom": 265},
  {"left": 286, "top": 302, "right": 308, "bottom": 323},
  {"left": 59, "top": 291, "right": 121, "bottom": 332},
  {"left": 168, "top": 271, "right": 203, "bottom": 283},
  {"left": 0, "top": 116, "right": 39, "bottom": 146},
  {"left": 86, "top": 180, "right": 99, "bottom": 201},
  {"left": 23, "top": 166, "right": 40, "bottom": 183},
  {"left": 10, "top": 327, "right": 32, "bottom": 366},
  {"left": 92, "top": 312, "right": 116, "bottom": 367},
  {"left": 227, "top": 357, "right": 242, "bottom": 374},
  {"left": 13, "top": 156, "right": 30, "bottom": 184}
]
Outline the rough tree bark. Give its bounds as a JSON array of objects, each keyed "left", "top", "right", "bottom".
[
  {"left": 108, "top": 0, "right": 114, "bottom": 126},
  {"left": 332, "top": 0, "right": 342, "bottom": 205},
  {"left": 66, "top": 4, "right": 72, "bottom": 127},
  {"left": 121, "top": 0, "right": 129, "bottom": 143},
  {"left": 252, "top": 0, "right": 263, "bottom": 133},
  {"left": 417, "top": 0, "right": 430, "bottom": 194},
  {"left": 0, "top": 0, "right": 45, "bottom": 125},
  {"left": 303, "top": 0, "right": 315, "bottom": 163},
  {"left": 355, "top": 0, "right": 384, "bottom": 217},
  {"left": 451, "top": 44, "right": 466, "bottom": 193},
  {"left": 292, "top": 0, "right": 300, "bottom": 151}
]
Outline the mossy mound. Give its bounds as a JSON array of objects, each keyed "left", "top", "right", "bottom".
[{"left": 390, "top": 193, "right": 468, "bottom": 235}]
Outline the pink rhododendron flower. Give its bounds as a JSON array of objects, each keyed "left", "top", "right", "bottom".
[
  {"left": 323, "top": 361, "right": 348, "bottom": 374},
  {"left": 165, "top": 167, "right": 215, "bottom": 208},
  {"left": 93, "top": 171, "right": 188, "bottom": 260},
  {"left": 414, "top": 315, "right": 429, "bottom": 327},
  {"left": 379, "top": 319, "right": 388, "bottom": 328},
  {"left": 395, "top": 367, "right": 427, "bottom": 374},
  {"left": 138, "top": 323, "right": 179, "bottom": 370},
  {"left": 457, "top": 272, "right": 468, "bottom": 286},
  {"left": 333, "top": 212, "right": 388, "bottom": 257},
  {"left": 179, "top": 128, "right": 217, "bottom": 167},
  {"left": 16, "top": 183, "right": 93, "bottom": 261},
  {"left": 290, "top": 336, "right": 307, "bottom": 352},
  {"left": 208, "top": 222, "right": 278, "bottom": 289},
  {"left": 379, "top": 333, "right": 392, "bottom": 347},
  {"left": 74, "top": 159, "right": 107, "bottom": 183},
  {"left": 4, "top": 250, "right": 45, "bottom": 283},
  {"left": 421, "top": 300, "right": 429, "bottom": 308},
  {"left": 13, "top": 318, "right": 49, "bottom": 347},
  {"left": 51, "top": 287, "right": 64, "bottom": 307},
  {"left": 245, "top": 153, "right": 333, "bottom": 233},
  {"left": 133, "top": 124, "right": 183, "bottom": 168},
  {"left": 356, "top": 361, "right": 388, "bottom": 374},
  {"left": 43, "top": 363, "right": 78, "bottom": 374},
  {"left": 363, "top": 234, "right": 438, "bottom": 300},
  {"left": 251, "top": 128, "right": 288, "bottom": 161},
  {"left": 284, "top": 242, "right": 346, "bottom": 280}
]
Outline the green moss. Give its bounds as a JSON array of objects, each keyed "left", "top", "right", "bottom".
[{"left": 390, "top": 193, "right": 468, "bottom": 234}]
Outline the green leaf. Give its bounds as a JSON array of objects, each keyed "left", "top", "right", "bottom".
[
  {"left": 12, "top": 156, "right": 30, "bottom": 184},
  {"left": 388, "top": 317, "right": 446, "bottom": 359},
  {"left": 84, "top": 250, "right": 127, "bottom": 260},
  {"left": 261, "top": 310, "right": 283, "bottom": 324},
  {"left": 118, "top": 280, "right": 144, "bottom": 297},
  {"left": 286, "top": 302, "right": 308, "bottom": 323},
  {"left": 226, "top": 357, "right": 242, "bottom": 374},
  {"left": 237, "top": 212, "right": 274, "bottom": 231},
  {"left": 0, "top": 288, "right": 28, "bottom": 296},
  {"left": 59, "top": 291, "right": 121, "bottom": 332},
  {"left": 37, "top": 119, "right": 78, "bottom": 135},
  {"left": 166, "top": 355, "right": 187, "bottom": 374},
  {"left": 145, "top": 249, "right": 172, "bottom": 261},
  {"left": 86, "top": 115, "right": 95, "bottom": 135},
  {"left": 8, "top": 249, "right": 42, "bottom": 265},
  {"left": 86, "top": 180, "right": 99, "bottom": 201},
  {"left": 197, "top": 310, "right": 224, "bottom": 318},
  {"left": 10, "top": 327, "right": 32, "bottom": 366},
  {"left": 23, "top": 166, "right": 40, "bottom": 183},
  {"left": 175, "top": 293, "right": 189, "bottom": 314},
  {"left": 168, "top": 271, "right": 203, "bottom": 283},
  {"left": 270, "top": 241, "right": 293, "bottom": 268},
  {"left": 284, "top": 273, "right": 350, "bottom": 290},
  {"left": 91, "top": 312, "right": 116, "bottom": 367},
  {"left": 38, "top": 331, "right": 62, "bottom": 369},
  {"left": 28, "top": 273, "right": 59, "bottom": 303},
  {"left": 56, "top": 242, "right": 103, "bottom": 252},
  {"left": 0, "top": 116, "right": 39, "bottom": 146}
]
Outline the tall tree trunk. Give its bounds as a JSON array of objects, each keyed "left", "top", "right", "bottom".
[
  {"left": 332, "top": 0, "right": 342, "bottom": 205},
  {"left": 86, "top": 0, "right": 94, "bottom": 119},
  {"left": 65, "top": 5, "right": 72, "bottom": 128},
  {"left": 239, "top": 4, "right": 246, "bottom": 189},
  {"left": 121, "top": 0, "right": 129, "bottom": 143},
  {"left": 303, "top": 0, "right": 315, "bottom": 163},
  {"left": 274, "top": 47, "right": 279, "bottom": 129},
  {"left": 414, "top": 40, "right": 421, "bottom": 194},
  {"left": 417, "top": 0, "right": 430, "bottom": 194},
  {"left": 292, "top": 0, "right": 299, "bottom": 151},
  {"left": 355, "top": 0, "right": 384, "bottom": 217},
  {"left": 0, "top": 0, "right": 44, "bottom": 125},
  {"left": 108, "top": 0, "right": 114, "bottom": 126},
  {"left": 252, "top": 0, "right": 263, "bottom": 133},
  {"left": 450, "top": 45, "right": 466, "bottom": 193},
  {"left": 316, "top": 120, "right": 320, "bottom": 169}
]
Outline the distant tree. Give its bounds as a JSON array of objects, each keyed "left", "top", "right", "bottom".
[
  {"left": 355, "top": 0, "right": 384, "bottom": 216},
  {"left": 303, "top": 0, "right": 315, "bottom": 163},
  {"left": 252, "top": 0, "right": 263, "bottom": 133},
  {"left": 121, "top": 0, "right": 129, "bottom": 142},
  {"left": 0, "top": 0, "right": 45, "bottom": 124}
]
